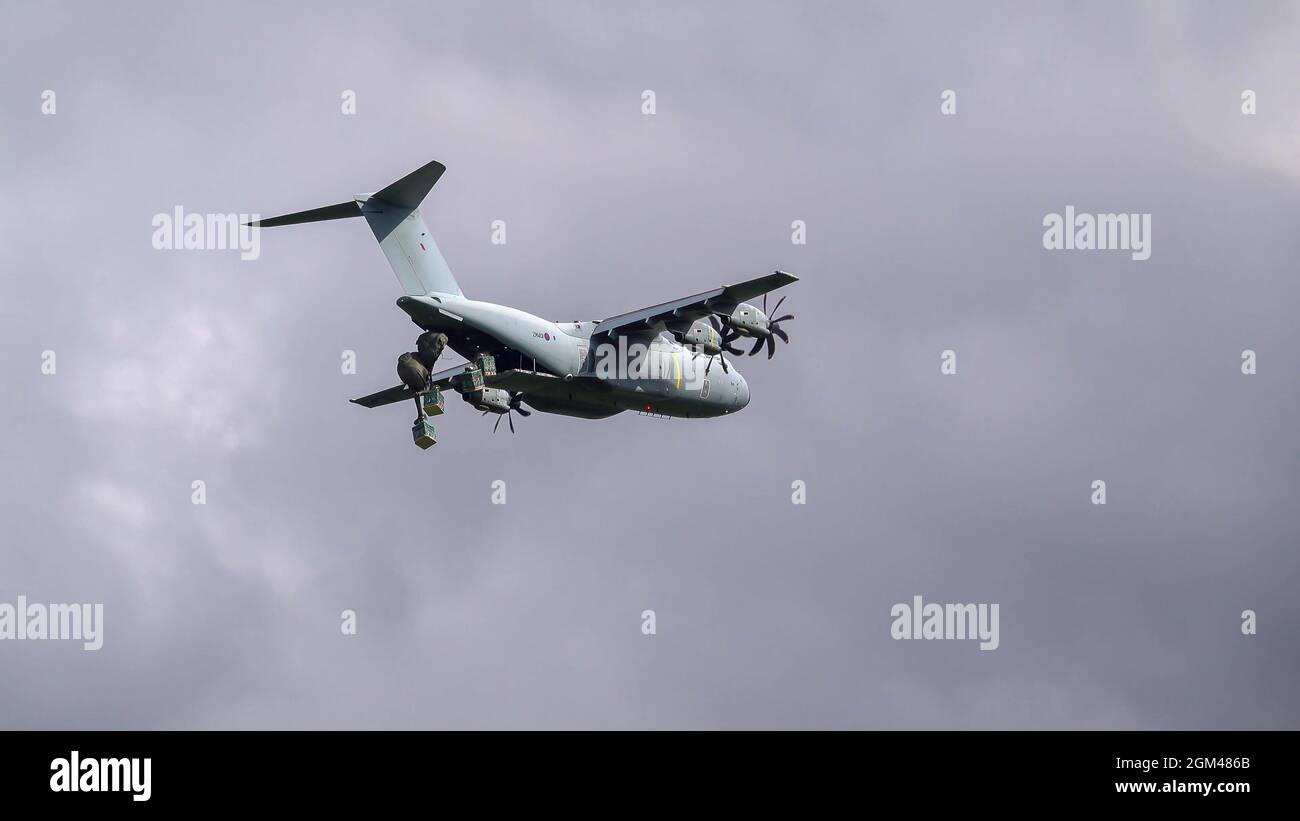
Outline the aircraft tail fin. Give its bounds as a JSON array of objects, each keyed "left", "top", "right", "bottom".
[{"left": 250, "top": 159, "right": 463, "bottom": 298}]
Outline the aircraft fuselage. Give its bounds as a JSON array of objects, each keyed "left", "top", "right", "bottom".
[{"left": 398, "top": 294, "right": 750, "bottom": 419}]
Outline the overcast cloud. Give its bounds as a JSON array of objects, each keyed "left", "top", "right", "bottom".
[{"left": 0, "top": 0, "right": 1296, "bottom": 728}]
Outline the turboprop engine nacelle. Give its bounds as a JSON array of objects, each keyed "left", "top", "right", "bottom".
[
  {"left": 680, "top": 320, "right": 722, "bottom": 354},
  {"left": 464, "top": 386, "right": 512, "bottom": 414},
  {"left": 727, "top": 302, "right": 768, "bottom": 336}
]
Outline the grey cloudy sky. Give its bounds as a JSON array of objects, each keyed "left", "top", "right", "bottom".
[{"left": 1, "top": 1, "right": 1296, "bottom": 728}]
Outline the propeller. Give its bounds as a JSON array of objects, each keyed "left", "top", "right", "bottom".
[
  {"left": 488, "top": 392, "right": 531, "bottom": 434},
  {"left": 709, "top": 313, "right": 746, "bottom": 355},
  {"left": 705, "top": 314, "right": 732, "bottom": 374},
  {"left": 746, "top": 293, "right": 795, "bottom": 359}
]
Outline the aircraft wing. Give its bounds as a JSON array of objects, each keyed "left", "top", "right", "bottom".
[
  {"left": 590, "top": 270, "right": 797, "bottom": 337},
  {"left": 350, "top": 362, "right": 470, "bottom": 409},
  {"left": 350, "top": 366, "right": 598, "bottom": 409},
  {"left": 485, "top": 369, "right": 608, "bottom": 398}
]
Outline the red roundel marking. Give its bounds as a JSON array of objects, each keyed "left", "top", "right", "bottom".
[{"left": 544, "top": 333, "right": 551, "bottom": 341}]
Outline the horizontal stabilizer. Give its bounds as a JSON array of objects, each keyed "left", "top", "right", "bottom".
[
  {"left": 248, "top": 200, "right": 360, "bottom": 228},
  {"left": 372, "top": 160, "right": 446, "bottom": 210}
]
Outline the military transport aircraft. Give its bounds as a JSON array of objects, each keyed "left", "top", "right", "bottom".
[{"left": 250, "top": 159, "right": 797, "bottom": 448}]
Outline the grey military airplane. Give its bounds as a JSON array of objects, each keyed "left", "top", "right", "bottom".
[{"left": 250, "top": 159, "right": 797, "bottom": 447}]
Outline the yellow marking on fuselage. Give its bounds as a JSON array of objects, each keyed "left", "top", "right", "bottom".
[{"left": 672, "top": 351, "right": 682, "bottom": 389}]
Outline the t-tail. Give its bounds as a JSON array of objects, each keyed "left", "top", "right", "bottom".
[{"left": 248, "top": 159, "right": 463, "bottom": 297}]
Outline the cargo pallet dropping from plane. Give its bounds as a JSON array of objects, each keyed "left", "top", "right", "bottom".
[{"left": 249, "top": 158, "right": 798, "bottom": 449}]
